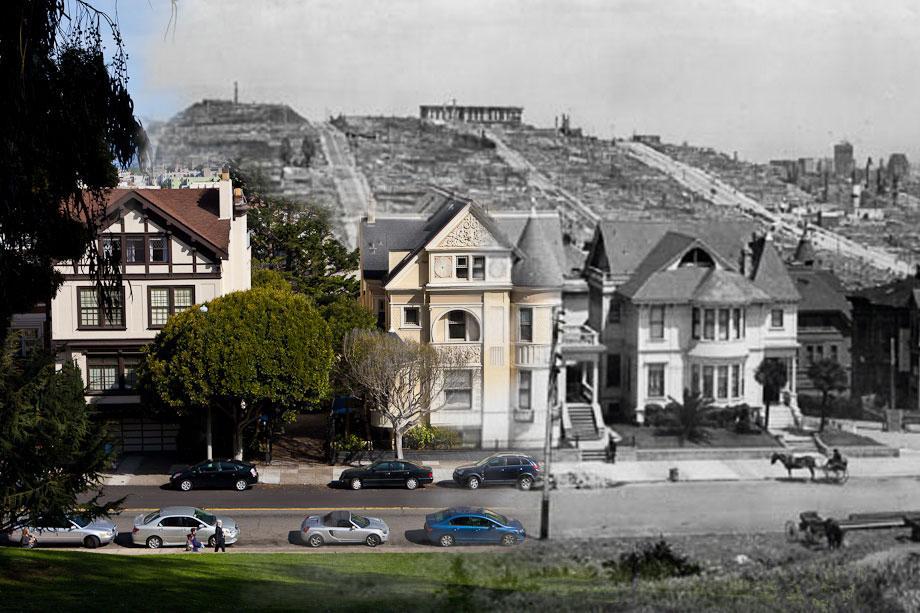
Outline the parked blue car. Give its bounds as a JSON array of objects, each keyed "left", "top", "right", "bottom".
[{"left": 424, "top": 507, "right": 525, "bottom": 547}]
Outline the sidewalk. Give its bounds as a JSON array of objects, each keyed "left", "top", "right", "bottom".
[{"left": 100, "top": 448, "right": 920, "bottom": 488}]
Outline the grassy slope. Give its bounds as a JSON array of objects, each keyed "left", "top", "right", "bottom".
[{"left": 2, "top": 534, "right": 919, "bottom": 613}]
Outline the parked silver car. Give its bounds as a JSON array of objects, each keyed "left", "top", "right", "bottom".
[
  {"left": 23, "top": 516, "right": 117, "bottom": 548},
  {"left": 131, "top": 506, "right": 239, "bottom": 549},
  {"left": 299, "top": 510, "right": 389, "bottom": 548}
]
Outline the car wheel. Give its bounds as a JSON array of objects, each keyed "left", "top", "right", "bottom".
[
  {"left": 350, "top": 478, "right": 362, "bottom": 490},
  {"left": 208, "top": 535, "right": 217, "bottom": 548},
  {"left": 146, "top": 536, "right": 162, "bottom": 549},
  {"left": 179, "top": 479, "right": 193, "bottom": 492},
  {"left": 518, "top": 476, "right": 534, "bottom": 491},
  {"left": 405, "top": 477, "right": 419, "bottom": 490},
  {"left": 308, "top": 533, "right": 324, "bottom": 548},
  {"left": 234, "top": 479, "right": 248, "bottom": 491},
  {"left": 439, "top": 534, "right": 455, "bottom": 548},
  {"left": 365, "top": 534, "right": 381, "bottom": 548},
  {"left": 83, "top": 535, "right": 100, "bottom": 549},
  {"left": 501, "top": 534, "right": 517, "bottom": 546},
  {"left": 466, "top": 476, "right": 481, "bottom": 490}
]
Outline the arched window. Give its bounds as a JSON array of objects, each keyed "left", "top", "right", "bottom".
[
  {"left": 678, "top": 248, "right": 715, "bottom": 268},
  {"left": 438, "top": 310, "right": 481, "bottom": 342}
]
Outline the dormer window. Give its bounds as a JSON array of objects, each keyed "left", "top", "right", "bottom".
[
  {"left": 472, "top": 256, "right": 485, "bottom": 280},
  {"left": 456, "top": 256, "right": 468, "bottom": 279},
  {"left": 679, "top": 248, "right": 715, "bottom": 268}
]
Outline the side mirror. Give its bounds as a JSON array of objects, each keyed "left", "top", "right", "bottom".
[{"left": 350, "top": 526, "right": 356, "bottom": 531}]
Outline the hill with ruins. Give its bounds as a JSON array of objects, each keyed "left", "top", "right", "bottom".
[{"left": 147, "top": 99, "right": 913, "bottom": 288}]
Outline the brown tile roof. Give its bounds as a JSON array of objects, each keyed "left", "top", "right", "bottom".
[{"left": 104, "top": 188, "right": 231, "bottom": 256}]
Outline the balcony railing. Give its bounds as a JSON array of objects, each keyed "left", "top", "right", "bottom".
[
  {"left": 430, "top": 342, "right": 482, "bottom": 366},
  {"left": 513, "top": 343, "right": 551, "bottom": 367},
  {"left": 560, "top": 324, "right": 600, "bottom": 346}
]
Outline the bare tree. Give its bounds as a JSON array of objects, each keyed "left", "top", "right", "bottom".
[{"left": 342, "top": 329, "right": 469, "bottom": 458}]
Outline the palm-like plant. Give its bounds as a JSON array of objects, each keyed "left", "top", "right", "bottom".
[
  {"left": 806, "top": 358, "right": 848, "bottom": 432},
  {"left": 755, "top": 359, "right": 788, "bottom": 430},
  {"left": 663, "top": 389, "right": 717, "bottom": 445}
]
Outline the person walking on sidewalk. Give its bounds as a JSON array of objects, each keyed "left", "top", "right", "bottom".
[{"left": 213, "top": 520, "right": 226, "bottom": 553}]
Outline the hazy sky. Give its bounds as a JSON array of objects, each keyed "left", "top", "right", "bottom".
[{"left": 110, "top": 0, "right": 920, "bottom": 163}]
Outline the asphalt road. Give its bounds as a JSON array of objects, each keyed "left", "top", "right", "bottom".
[{"left": 77, "top": 476, "right": 920, "bottom": 552}]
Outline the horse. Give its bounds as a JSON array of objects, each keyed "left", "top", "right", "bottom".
[{"left": 770, "top": 452, "right": 817, "bottom": 480}]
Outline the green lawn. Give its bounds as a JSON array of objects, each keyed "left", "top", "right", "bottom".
[
  {"left": 2, "top": 539, "right": 918, "bottom": 612},
  {"left": 614, "top": 424, "right": 780, "bottom": 449}
]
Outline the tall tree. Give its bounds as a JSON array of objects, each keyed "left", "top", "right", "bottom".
[
  {"left": 807, "top": 359, "right": 848, "bottom": 432},
  {"left": 0, "top": 346, "right": 117, "bottom": 532},
  {"left": 301, "top": 136, "right": 316, "bottom": 167},
  {"left": 279, "top": 136, "right": 293, "bottom": 166},
  {"left": 0, "top": 1, "right": 145, "bottom": 345},
  {"left": 140, "top": 288, "right": 334, "bottom": 460},
  {"left": 342, "top": 329, "right": 467, "bottom": 459},
  {"left": 232, "top": 165, "right": 360, "bottom": 305},
  {"left": 755, "top": 359, "right": 788, "bottom": 431}
]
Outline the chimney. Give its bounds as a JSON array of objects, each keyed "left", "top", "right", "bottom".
[
  {"left": 740, "top": 244, "right": 753, "bottom": 277},
  {"left": 366, "top": 191, "right": 376, "bottom": 224},
  {"left": 219, "top": 167, "right": 232, "bottom": 220}
]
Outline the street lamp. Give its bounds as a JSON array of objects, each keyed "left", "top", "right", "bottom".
[
  {"left": 540, "top": 307, "right": 565, "bottom": 540},
  {"left": 200, "top": 303, "right": 212, "bottom": 459}
]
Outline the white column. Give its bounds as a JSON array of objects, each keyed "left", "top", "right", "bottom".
[{"left": 592, "top": 360, "right": 599, "bottom": 405}]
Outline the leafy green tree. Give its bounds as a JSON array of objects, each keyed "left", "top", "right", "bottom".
[
  {"left": 140, "top": 288, "right": 334, "bottom": 460},
  {"left": 0, "top": 1, "right": 145, "bottom": 345},
  {"left": 231, "top": 165, "right": 359, "bottom": 305},
  {"left": 755, "top": 359, "right": 788, "bottom": 430},
  {"left": 807, "top": 359, "right": 848, "bottom": 432},
  {"left": 251, "top": 268, "right": 294, "bottom": 292},
  {"left": 0, "top": 347, "right": 118, "bottom": 532},
  {"left": 663, "top": 389, "right": 717, "bottom": 445}
]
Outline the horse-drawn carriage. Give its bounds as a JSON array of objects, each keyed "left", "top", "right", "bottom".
[
  {"left": 786, "top": 510, "right": 920, "bottom": 546},
  {"left": 770, "top": 452, "right": 848, "bottom": 484}
]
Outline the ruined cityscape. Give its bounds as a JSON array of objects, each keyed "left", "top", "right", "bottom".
[{"left": 4, "top": 2, "right": 920, "bottom": 612}]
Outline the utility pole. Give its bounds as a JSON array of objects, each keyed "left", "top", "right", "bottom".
[
  {"left": 890, "top": 336, "right": 897, "bottom": 411},
  {"left": 540, "top": 308, "right": 565, "bottom": 540}
]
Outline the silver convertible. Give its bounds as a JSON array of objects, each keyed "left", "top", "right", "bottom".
[
  {"left": 23, "top": 516, "right": 117, "bottom": 548},
  {"left": 131, "top": 506, "right": 239, "bottom": 549},
  {"left": 300, "top": 510, "right": 389, "bottom": 548}
]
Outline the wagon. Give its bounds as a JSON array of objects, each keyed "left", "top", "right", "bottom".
[{"left": 786, "top": 510, "right": 920, "bottom": 546}]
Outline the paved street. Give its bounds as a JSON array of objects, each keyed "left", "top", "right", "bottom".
[{"left": 80, "top": 476, "right": 920, "bottom": 552}]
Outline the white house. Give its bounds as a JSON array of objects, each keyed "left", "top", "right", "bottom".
[
  {"left": 47, "top": 171, "right": 251, "bottom": 450},
  {"left": 583, "top": 221, "right": 801, "bottom": 428}
]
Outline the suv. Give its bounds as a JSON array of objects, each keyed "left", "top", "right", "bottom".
[{"left": 452, "top": 453, "right": 541, "bottom": 490}]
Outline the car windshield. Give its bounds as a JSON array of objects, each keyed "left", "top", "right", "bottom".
[
  {"left": 194, "top": 509, "right": 216, "bottom": 525},
  {"left": 352, "top": 514, "right": 370, "bottom": 528},
  {"left": 70, "top": 515, "right": 91, "bottom": 528},
  {"left": 483, "top": 510, "right": 508, "bottom": 525},
  {"left": 143, "top": 512, "right": 160, "bottom": 525}
]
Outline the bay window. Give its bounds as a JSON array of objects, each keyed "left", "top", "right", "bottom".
[{"left": 718, "top": 309, "right": 730, "bottom": 340}]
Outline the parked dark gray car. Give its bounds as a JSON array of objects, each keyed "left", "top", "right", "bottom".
[{"left": 452, "top": 453, "right": 542, "bottom": 490}]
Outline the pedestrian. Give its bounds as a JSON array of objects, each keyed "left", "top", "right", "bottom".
[
  {"left": 186, "top": 527, "right": 202, "bottom": 552},
  {"left": 213, "top": 520, "right": 226, "bottom": 553},
  {"left": 20, "top": 527, "right": 37, "bottom": 549}
]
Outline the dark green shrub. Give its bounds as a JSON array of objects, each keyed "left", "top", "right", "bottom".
[
  {"left": 404, "top": 425, "right": 460, "bottom": 450},
  {"left": 644, "top": 404, "right": 666, "bottom": 427},
  {"left": 603, "top": 538, "right": 702, "bottom": 582}
]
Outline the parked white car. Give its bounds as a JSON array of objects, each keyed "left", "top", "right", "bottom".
[{"left": 22, "top": 515, "right": 117, "bottom": 548}]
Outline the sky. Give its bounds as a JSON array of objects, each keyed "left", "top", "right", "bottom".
[{"left": 105, "top": 0, "right": 920, "bottom": 163}]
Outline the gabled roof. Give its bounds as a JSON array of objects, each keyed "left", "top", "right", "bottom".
[
  {"left": 850, "top": 276, "right": 920, "bottom": 308},
  {"left": 511, "top": 215, "right": 564, "bottom": 287},
  {"left": 750, "top": 237, "right": 801, "bottom": 302},
  {"left": 788, "top": 265, "right": 851, "bottom": 316},
  {"left": 593, "top": 220, "right": 758, "bottom": 276},
  {"left": 692, "top": 269, "right": 772, "bottom": 304},
  {"left": 102, "top": 188, "right": 231, "bottom": 256}
]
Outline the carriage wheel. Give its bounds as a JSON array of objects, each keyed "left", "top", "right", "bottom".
[
  {"left": 784, "top": 520, "right": 800, "bottom": 542},
  {"left": 837, "top": 468, "right": 849, "bottom": 485}
]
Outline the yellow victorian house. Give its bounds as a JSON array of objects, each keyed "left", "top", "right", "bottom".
[{"left": 358, "top": 188, "right": 607, "bottom": 456}]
